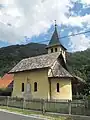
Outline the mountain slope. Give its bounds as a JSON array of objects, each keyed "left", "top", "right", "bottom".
[
  {"left": 0, "top": 43, "right": 47, "bottom": 76},
  {"left": 67, "top": 48, "right": 90, "bottom": 80},
  {"left": 0, "top": 42, "right": 90, "bottom": 82}
]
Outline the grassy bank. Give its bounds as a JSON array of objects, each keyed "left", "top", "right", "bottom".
[{"left": 0, "top": 106, "right": 69, "bottom": 120}]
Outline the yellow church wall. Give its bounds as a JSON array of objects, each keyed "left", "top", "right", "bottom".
[
  {"left": 50, "top": 78, "right": 72, "bottom": 100},
  {"left": 12, "top": 70, "right": 72, "bottom": 100},
  {"left": 12, "top": 69, "right": 50, "bottom": 99},
  {"left": 12, "top": 72, "right": 29, "bottom": 98}
]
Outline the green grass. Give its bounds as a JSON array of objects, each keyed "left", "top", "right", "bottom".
[{"left": 0, "top": 106, "right": 68, "bottom": 120}]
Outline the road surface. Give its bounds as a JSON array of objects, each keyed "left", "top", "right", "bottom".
[
  {"left": 1, "top": 110, "right": 90, "bottom": 120},
  {"left": 0, "top": 111, "right": 47, "bottom": 120}
]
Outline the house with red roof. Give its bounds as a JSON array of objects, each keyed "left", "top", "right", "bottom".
[{"left": 0, "top": 74, "right": 14, "bottom": 96}]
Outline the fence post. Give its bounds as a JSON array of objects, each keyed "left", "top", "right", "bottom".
[
  {"left": 42, "top": 99, "right": 45, "bottom": 115},
  {"left": 68, "top": 100, "right": 71, "bottom": 115},
  {"left": 23, "top": 98, "right": 25, "bottom": 110},
  {"left": 85, "top": 99, "right": 88, "bottom": 108},
  {"left": 7, "top": 96, "right": 9, "bottom": 107}
]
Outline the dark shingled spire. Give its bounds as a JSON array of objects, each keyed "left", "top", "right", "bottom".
[{"left": 47, "top": 20, "right": 66, "bottom": 50}]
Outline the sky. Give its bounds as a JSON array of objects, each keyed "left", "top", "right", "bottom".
[{"left": 0, "top": 0, "right": 90, "bottom": 52}]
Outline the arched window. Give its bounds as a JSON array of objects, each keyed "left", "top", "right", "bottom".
[
  {"left": 55, "top": 48, "right": 57, "bottom": 52},
  {"left": 57, "top": 83, "right": 59, "bottom": 92},
  {"left": 51, "top": 48, "right": 53, "bottom": 53},
  {"left": 22, "top": 83, "right": 24, "bottom": 92},
  {"left": 34, "top": 82, "right": 37, "bottom": 92}
]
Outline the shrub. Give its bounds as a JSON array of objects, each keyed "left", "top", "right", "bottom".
[{"left": 0, "top": 87, "right": 13, "bottom": 96}]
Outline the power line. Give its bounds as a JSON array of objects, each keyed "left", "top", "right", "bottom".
[
  {"left": 60, "top": 30, "right": 90, "bottom": 39},
  {"left": 36, "top": 30, "right": 90, "bottom": 44},
  {"left": 36, "top": 1, "right": 90, "bottom": 44}
]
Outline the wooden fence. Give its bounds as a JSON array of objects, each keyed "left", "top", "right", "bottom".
[{"left": 0, "top": 96, "right": 90, "bottom": 116}]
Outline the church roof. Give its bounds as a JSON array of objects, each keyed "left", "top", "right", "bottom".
[
  {"left": 46, "top": 24, "right": 66, "bottom": 50},
  {"left": 9, "top": 52, "right": 60, "bottom": 73},
  {"left": 48, "top": 60, "right": 72, "bottom": 78},
  {"left": 9, "top": 52, "right": 73, "bottom": 78}
]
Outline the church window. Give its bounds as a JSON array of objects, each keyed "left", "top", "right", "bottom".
[
  {"left": 51, "top": 48, "right": 53, "bottom": 53},
  {"left": 55, "top": 48, "right": 57, "bottom": 52},
  {"left": 57, "top": 83, "right": 59, "bottom": 92},
  {"left": 34, "top": 82, "right": 37, "bottom": 92},
  {"left": 22, "top": 83, "right": 24, "bottom": 92}
]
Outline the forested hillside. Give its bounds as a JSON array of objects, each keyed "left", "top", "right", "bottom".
[
  {"left": 67, "top": 49, "right": 90, "bottom": 81},
  {"left": 0, "top": 43, "right": 47, "bottom": 76},
  {"left": 0, "top": 42, "right": 90, "bottom": 84},
  {"left": 67, "top": 49, "right": 90, "bottom": 94}
]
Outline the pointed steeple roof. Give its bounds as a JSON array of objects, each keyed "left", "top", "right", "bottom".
[
  {"left": 49, "top": 21, "right": 60, "bottom": 46},
  {"left": 47, "top": 20, "right": 66, "bottom": 50}
]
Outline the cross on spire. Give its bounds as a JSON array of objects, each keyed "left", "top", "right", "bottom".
[
  {"left": 55, "top": 20, "right": 56, "bottom": 25},
  {"left": 55, "top": 20, "right": 57, "bottom": 27}
]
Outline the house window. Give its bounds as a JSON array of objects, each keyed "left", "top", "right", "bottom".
[
  {"left": 51, "top": 48, "right": 53, "bottom": 53},
  {"left": 57, "top": 83, "right": 59, "bottom": 92},
  {"left": 34, "top": 82, "right": 37, "bottom": 92},
  {"left": 22, "top": 83, "right": 24, "bottom": 92},
  {"left": 55, "top": 48, "right": 57, "bottom": 52}
]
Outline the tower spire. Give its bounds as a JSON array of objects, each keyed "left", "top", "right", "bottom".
[
  {"left": 55, "top": 20, "right": 57, "bottom": 26},
  {"left": 46, "top": 20, "right": 67, "bottom": 62}
]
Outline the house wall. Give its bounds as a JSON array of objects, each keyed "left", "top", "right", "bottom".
[
  {"left": 12, "top": 69, "right": 50, "bottom": 99},
  {"left": 50, "top": 78, "right": 72, "bottom": 100}
]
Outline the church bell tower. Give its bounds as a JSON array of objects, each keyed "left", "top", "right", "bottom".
[{"left": 46, "top": 20, "right": 67, "bottom": 62}]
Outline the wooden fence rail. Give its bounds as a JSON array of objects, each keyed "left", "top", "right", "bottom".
[{"left": 0, "top": 96, "right": 90, "bottom": 116}]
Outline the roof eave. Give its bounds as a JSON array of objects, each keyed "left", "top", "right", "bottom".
[
  {"left": 8, "top": 67, "right": 49, "bottom": 74},
  {"left": 46, "top": 44, "right": 67, "bottom": 50},
  {"left": 48, "top": 76, "right": 73, "bottom": 79},
  {"left": 71, "top": 75, "right": 86, "bottom": 84}
]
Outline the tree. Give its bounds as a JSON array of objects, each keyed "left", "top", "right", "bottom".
[{"left": 83, "top": 65, "right": 90, "bottom": 95}]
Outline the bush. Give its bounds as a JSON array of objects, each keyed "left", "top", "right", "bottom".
[
  {"left": 72, "top": 95, "right": 83, "bottom": 100},
  {"left": 0, "top": 87, "right": 13, "bottom": 96},
  {"left": 87, "top": 95, "right": 90, "bottom": 100}
]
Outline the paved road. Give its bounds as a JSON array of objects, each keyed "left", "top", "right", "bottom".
[
  {"left": 1, "top": 110, "right": 90, "bottom": 120},
  {"left": 59, "top": 113, "right": 90, "bottom": 120},
  {"left": 0, "top": 111, "right": 46, "bottom": 120},
  {"left": 48, "top": 112, "right": 90, "bottom": 120},
  {"left": 71, "top": 115, "right": 90, "bottom": 120}
]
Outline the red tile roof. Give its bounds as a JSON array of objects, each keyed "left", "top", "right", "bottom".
[{"left": 0, "top": 74, "right": 14, "bottom": 88}]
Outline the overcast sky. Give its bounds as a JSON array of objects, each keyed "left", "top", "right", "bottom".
[{"left": 0, "top": 0, "right": 90, "bottom": 52}]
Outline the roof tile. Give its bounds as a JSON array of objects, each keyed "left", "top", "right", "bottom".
[{"left": 9, "top": 52, "right": 60, "bottom": 73}]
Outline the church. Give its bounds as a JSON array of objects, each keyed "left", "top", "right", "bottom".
[{"left": 9, "top": 22, "right": 85, "bottom": 100}]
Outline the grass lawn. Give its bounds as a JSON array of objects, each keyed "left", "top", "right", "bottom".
[{"left": 0, "top": 106, "right": 72, "bottom": 120}]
